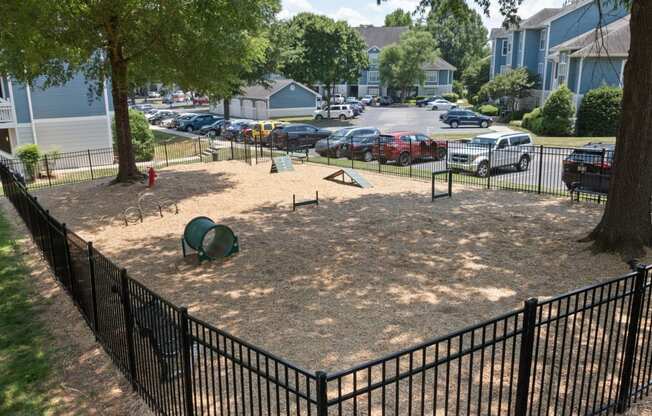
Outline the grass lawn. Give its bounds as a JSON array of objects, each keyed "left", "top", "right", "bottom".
[
  {"left": 0, "top": 212, "right": 54, "bottom": 414},
  {"left": 152, "top": 129, "right": 189, "bottom": 143},
  {"left": 508, "top": 124, "right": 615, "bottom": 147}
]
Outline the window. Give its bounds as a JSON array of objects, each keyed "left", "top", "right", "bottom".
[
  {"left": 557, "top": 53, "right": 569, "bottom": 84},
  {"left": 539, "top": 29, "right": 547, "bottom": 50},
  {"left": 501, "top": 40, "right": 508, "bottom": 56},
  {"left": 496, "top": 139, "right": 508, "bottom": 149},
  {"left": 507, "top": 40, "right": 512, "bottom": 55},
  {"left": 368, "top": 71, "right": 379, "bottom": 83},
  {"left": 510, "top": 135, "right": 531, "bottom": 146},
  {"left": 368, "top": 52, "right": 379, "bottom": 67},
  {"left": 425, "top": 71, "right": 439, "bottom": 83},
  {"left": 538, "top": 62, "right": 544, "bottom": 75},
  {"left": 500, "top": 65, "right": 506, "bottom": 74}
]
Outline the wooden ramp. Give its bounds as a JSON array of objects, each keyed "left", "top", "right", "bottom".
[
  {"left": 324, "top": 168, "right": 373, "bottom": 188},
  {"left": 271, "top": 156, "right": 294, "bottom": 173}
]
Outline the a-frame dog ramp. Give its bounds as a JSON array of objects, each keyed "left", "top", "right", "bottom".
[{"left": 324, "top": 168, "right": 373, "bottom": 189}]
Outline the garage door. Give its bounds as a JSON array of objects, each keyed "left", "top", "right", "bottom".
[
  {"left": 243, "top": 100, "right": 255, "bottom": 119},
  {"left": 230, "top": 99, "right": 241, "bottom": 117}
]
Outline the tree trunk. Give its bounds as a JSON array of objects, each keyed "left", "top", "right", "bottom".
[
  {"left": 224, "top": 98, "right": 231, "bottom": 121},
  {"left": 325, "top": 84, "right": 332, "bottom": 119},
  {"left": 587, "top": 0, "right": 652, "bottom": 256},
  {"left": 108, "top": 49, "right": 140, "bottom": 182}
]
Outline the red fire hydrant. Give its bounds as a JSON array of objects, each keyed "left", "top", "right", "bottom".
[{"left": 147, "top": 166, "right": 157, "bottom": 188}]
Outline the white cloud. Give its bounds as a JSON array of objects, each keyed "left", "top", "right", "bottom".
[
  {"left": 278, "top": 0, "right": 315, "bottom": 20},
  {"left": 330, "top": 7, "right": 374, "bottom": 25}
]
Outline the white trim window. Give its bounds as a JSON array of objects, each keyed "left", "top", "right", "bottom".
[
  {"left": 501, "top": 40, "right": 508, "bottom": 56},
  {"left": 557, "top": 52, "right": 569, "bottom": 85},
  {"left": 500, "top": 65, "right": 507, "bottom": 74},
  {"left": 507, "top": 40, "right": 512, "bottom": 55},
  {"left": 538, "top": 62, "right": 545, "bottom": 75},
  {"left": 367, "top": 70, "right": 379, "bottom": 83},
  {"left": 368, "top": 52, "right": 379, "bottom": 68},
  {"left": 539, "top": 29, "right": 547, "bottom": 51},
  {"left": 425, "top": 70, "right": 438, "bottom": 84}
]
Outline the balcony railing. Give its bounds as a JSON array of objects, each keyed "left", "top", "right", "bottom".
[{"left": 0, "top": 98, "right": 13, "bottom": 123}]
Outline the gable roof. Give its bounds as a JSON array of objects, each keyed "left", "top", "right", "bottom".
[
  {"left": 239, "top": 80, "right": 319, "bottom": 100},
  {"left": 547, "top": 16, "right": 630, "bottom": 57},
  {"left": 520, "top": 8, "right": 563, "bottom": 29},
  {"left": 423, "top": 57, "right": 457, "bottom": 72},
  {"left": 489, "top": 28, "right": 508, "bottom": 40},
  {"left": 355, "top": 26, "right": 408, "bottom": 49}
]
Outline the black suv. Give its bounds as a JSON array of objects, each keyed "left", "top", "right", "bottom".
[
  {"left": 269, "top": 124, "right": 332, "bottom": 150},
  {"left": 562, "top": 143, "right": 615, "bottom": 194},
  {"left": 440, "top": 110, "right": 493, "bottom": 128},
  {"left": 416, "top": 96, "right": 444, "bottom": 107}
]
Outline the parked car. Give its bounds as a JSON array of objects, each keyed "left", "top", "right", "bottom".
[
  {"left": 372, "top": 132, "right": 448, "bottom": 166},
  {"left": 224, "top": 121, "right": 254, "bottom": 142},
  {"left": 561, "top": 143, "right": 614, "bottom": 193},
  {"left": 440, "top": 109, "right": 493, "bottom": 128},
  {"left": 250, "top": 120, "right": 283, "bottom": 144},
  {"left": 379, "top": 96, "right": 393, "bottom": 106},
  {"left": 163, "top": 113, "right": 196, "bottom": 129},
  {"left": 269, "top": 124, "right": 332, "bottom": 150},
  {"left": 198, "top": 119, "right": 226, "bottom": 137},
  {"left": 416, "top": 96, "right": 444, "bottom": 107},
  {"left": 147, "top": 110, "right": 177, "bottom": 125},
  {"left": 360, "top": 95, "right": 375, "bottom": 105},
  {"left": 346, "top": 97, "right": 365, "bottom": 108},
  {"left": 176, "top": 114, "right": 222, "bottom": 132},
  {"left": 428, "top": 99, "right": 457, "bottom": 111},
  {"left": 314, "top": 104, "right": 355, "bottom": 120},
  {"left": 315, "top": 127, "right": 380, "bottom": 158},
  {"left": 192, "top": 96, "right": 209, "bottom": 106},
  {"left": 346, "top": 135, "right": 383, "bottom": 162},
  {"left": 131, "top": 103, "right": 154, "bottom": 113},
  {"left": 332, "top": 94, "right": 345, "bottom": 104},
  {"left": 447, "top": 132, "right": 533, "bottom": 177},
  {"left": 147, "top": 91, "right": 161, "bottom": 99}
]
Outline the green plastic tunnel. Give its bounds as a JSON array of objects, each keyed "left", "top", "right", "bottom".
[{"left": 183, "top": 216, "right": 239, "bottom": 261}]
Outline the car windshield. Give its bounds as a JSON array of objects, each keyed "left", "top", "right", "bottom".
[
  {"left": 469, "top": 137, "right": 498, "bottom": 147},
  {"left": 330, "top": 128, "right": 353, "bottom": 138},
  {"left": 567, "top": 149, "right": 614, "bottom": 163}
]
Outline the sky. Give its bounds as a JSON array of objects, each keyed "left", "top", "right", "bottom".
[{"left": 278, "top": 0, "right": 567, "bottom": 30}]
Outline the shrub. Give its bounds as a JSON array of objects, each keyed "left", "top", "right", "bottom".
[
  {"left": 477, "top": 104, "right": 499, "bottom": 116},
  {"left": 452, "top": 80, "right": 465, "bottom": 98},
  {"left": 509, "top": 109, "right": 527, "bottom": 121},
  {"left": 16, "top": 144, "right": 40, "bottom": 180},
  {"left": 442, "top": 92, "right": 459, "bottom": 103},
  {"left": 522, "top": 107, "right": 542, "bottom": 131},
  {"left": 414, "top": 96, "right": 426, "bottom": 101},
  {"left": 113, "top": 109, "right": 155, "bottom": 162},
  {"left": 576, "top": 86, "right": 622, "bottom": 136},
  {"left": 541, "top": 86, "right": 574, "bottom": 136}
]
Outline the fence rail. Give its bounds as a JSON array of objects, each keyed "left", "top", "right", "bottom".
[{"left": 1, "top": 143, "right": 649, "bottom": 416}]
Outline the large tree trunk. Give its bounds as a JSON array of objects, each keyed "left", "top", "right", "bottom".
[
  {"left": 108, "top": 46, "right": 140, "bottom": 182},
  {"left": 587, "top": 0, "right": 652, "bottom": 256},
  {"left": 224, "top": 98, "right": 231, "bottom": 121}
]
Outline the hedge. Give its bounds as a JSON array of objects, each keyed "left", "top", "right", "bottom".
[
  {"left": 478, "top": 104, "right": 499, "bottom": 116},
  {"left": 576, "top": 86, "right": 622, "bottom": 136},
  {"left": 541, "top": 86, "right": 574, "bottom": 136},
  {"left": 442, "top": 92, "right": 459, "bottom": 102}
]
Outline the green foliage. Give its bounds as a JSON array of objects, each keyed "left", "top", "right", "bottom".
[
  {"left": 522, "top": 107, "right": 542, "bottom": 131},
  {"left": 541, "top": 85, "right": 575, "bottom": 136},
  {"left": 477, "top": 68, "right": 538, "bottom": 111},
  {"left": 379, "top": 29, "right": 438, "bottom": 100},
  {"left": 425, "top": 0, "right": 488, "bottom": 75},
  {"left": 452, "top": 80, "right": 465, "bottom": 98},
  {"left": 385, "top": 8, "right": 413, "bottom": 26},
  {"left": 114, "top": 110, "right": 155, "bottom": 161},
  {"left": 478, "top": 104, "right": 499, "bottom": 116},
  {"left": 277, "top": 13, "right": 368, "bottom": 104},
  {"left": 16, "top": 144, "right": 40, "bottom": 179},
  {"left": 462, "top": 56, "right": 490, "bottom": 105},
  {"left": 442, "top": 92, "right": 459, "bottom": 102},
  {"left": 576, "top": 86, "right": 622, "bottom": 136}
]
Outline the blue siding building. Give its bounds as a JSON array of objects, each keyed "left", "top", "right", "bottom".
[
  {"left": 489, "top": 0, "right": 629, "bottom": 108},
  {"left": 0, "top": 74, "right": 113, "bottom": 156}
]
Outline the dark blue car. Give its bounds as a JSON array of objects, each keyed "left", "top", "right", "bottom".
[
  {"left": 440, "top": 109, "right": 493, "bottom": 128},
  {"left": 177, "top": 114, "right": 222, "bottom": 133}
]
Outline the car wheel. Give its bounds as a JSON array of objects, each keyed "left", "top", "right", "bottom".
[
  {"left": 516, "top": 156, "right": 530, "bottom": 171},
  {"left": 398, "top": 152, "right": 411, "bottom": 167},
  {"left": 433, "top": 106, "right": 438, "bottom": 111},
  {"left": 339, "top": 114, "right": 346, "bottom": 121},
  {"left": 316, "top": 115, "right": 323, "bottom": 120},
  {"left": 363, "top": 150, "right": 373, "bottom": 162},
  {"left": 186, "top": 126, "right": 193, "bottom": 133},
  {"left": 450, "top": 120, "right": 459, "bottom": 128},
  {"left": 480, "top": 120, "right": 489, "bottom": 128},
  {"left": 436, "top": 147, "right": 447, "bottom": 161},
  {"left": 335, "top": 147, "right": 344, "bottom": 158},
  {"left": 208, "top": 131, "right": 216, "bottom": 138},
  {"left": 476, "top": 161, "right": 490, "bottom": 177},
  {"left": 379, "top": 158, "right": 387, "bottom": 164}
]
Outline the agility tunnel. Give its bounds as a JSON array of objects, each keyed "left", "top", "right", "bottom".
[{"left": 181, "top": 216, "right": 239, "bottom": 262}]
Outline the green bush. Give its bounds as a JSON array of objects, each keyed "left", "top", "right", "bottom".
[
  {"left": 414, "top": 96, "right": 426, "bottom": 101},
  {"left": 452, "top": 80, "right": 465, "bottom": 98},
  {"left": 540, "top": 85, "right": 575, "bottom": 136},
  {"left": 16, "top": 144, "right": 40, "bottom": 180},
  {"left": 442, "top": 92, "right": 459, "bottom": 103},
  {"left": 576, "top": 86, "right": 622, "bottom": 136},
  {"left": 478, "top": 104, "right": 499, "bottom": 116},
  {"left": 113, "top": 109, "right": 155, "bottom": 162},
  {"left": 509, "top": 109, "right": 527, "bottom": 121},
  {"left": 522, "top": 107, "right": 542, "bottom": 131}
]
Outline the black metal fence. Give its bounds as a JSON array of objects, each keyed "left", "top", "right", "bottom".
[{"left": 3, "top": 147, "right": 649, "bottom": 416}]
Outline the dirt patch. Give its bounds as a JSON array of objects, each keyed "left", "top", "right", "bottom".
[{"left": 34, "top": 160, "right": 652, "bottom": 373}]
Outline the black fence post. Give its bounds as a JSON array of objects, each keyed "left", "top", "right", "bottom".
[
  {"left": 537, "top": 145, "right": 544, "bottom": 194},
  {"left": 180, "top": 307, "right": 195, "bottom": 416},
  {"left": 44, "top": 154, "right": 52, "bottom": 187},
  {"left": 61, "top": 223, "right": 77, "bottom": 301},
  {"left": 197, "top": 137, "right": 203, "bottom": 162},
  {"left": 120, "top": 269, "right": 138, "bottom": 390},
  {"left": 409, "top": 136, "right": 412, "bottom": 178},
  {"left": 487, "top": 145, "right": 492, "bottom": 189},
  {"left": 230, "top": 138, "right": 235, "bottom": 160},
  {"left": 164, "top": 143, "right": 169, "bottom": 167},
  {"left": 87, "top": 241, "right": 100, "bottom": 336},
  {"left": 87, "top": 150, "right": 95, "bottom": 180},
  {"left": 515, "top": 297, "right": 538, "bottom": 416},
  {"left": 351, "top": 136, "right": 354, "bottom": 169},
  {"left": 616, "top": 265, "right": 648, "bottom": 413},
  {"left": 327, "top": 136, "right": 330, "bottom": 166},
  {"left": 316, "top": 370, "right": 328, "bottom": 416}
]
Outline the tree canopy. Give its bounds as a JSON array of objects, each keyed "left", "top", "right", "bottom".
[
  {"left": 385, "top": 8, "right": 413, "bottom": 26},
  {"left": 0, "top": 0, "right": 279, "bottom": 181},
  {"left": 425, "top": 0, "right": 488, "bottom": 75},
  {"left": 477, "top": 68, "right": 538, "bottom": 111},
  {"left": 379, "top": 29, "right": 438, "bottom": 100},
  {"left": 462, "top": 55, "right": 491, "bottom": 104},
  {"left": 276, "top": 13, "right": 368, "bottom": 104}
]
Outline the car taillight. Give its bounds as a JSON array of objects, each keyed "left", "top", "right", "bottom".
[{"left": 597, "top": 162, "right": 612, "bottom": 169}]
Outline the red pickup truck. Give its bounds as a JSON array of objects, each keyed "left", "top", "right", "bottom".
[{"left": 372, "top": 132, "right": 448, "bottom": 166}]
